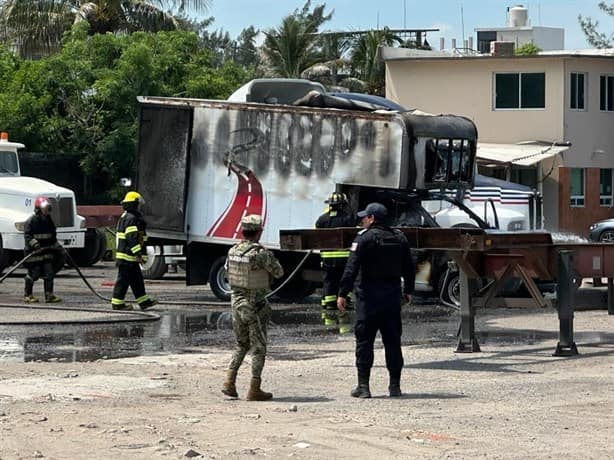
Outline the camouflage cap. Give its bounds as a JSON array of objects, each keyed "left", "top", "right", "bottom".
[{"left": 241, "top": 214, "right": 263, "bottom": 231}]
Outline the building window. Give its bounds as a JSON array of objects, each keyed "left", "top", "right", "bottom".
[
  {"left": 570, "top": 168, "right": 585, "bottom": 207},
  {"left": 600, "top": 75, "right": 614, "bottom": 111},
  {"left": 495, "top": 72, "right": 545, "bottom": 109},
  {"left": 600, "top": 168, "right": 613, "bottom": 206},
  {"left": 570, "top": 72, "right": 586, "bottom": 110}
]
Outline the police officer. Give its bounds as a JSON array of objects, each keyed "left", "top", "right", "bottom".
[
  {"left": 222, "top": 215, "right": 284, "bottom": 401},
  {"left": 23, "top": 196, "right": 62, "bottom": 303},
  {"left": 315, "top": 192, "right": 355, "bottom": 333},
  {"left": 111, "top": 191, "right": 157, "bottom": 311},
  {"left": 337, "top": 202, "right": 415, "bottom": 398}
]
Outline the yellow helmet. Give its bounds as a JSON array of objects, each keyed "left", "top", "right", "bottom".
[{"left": 121, "top": 191, "right": 143, "bottom": 204}]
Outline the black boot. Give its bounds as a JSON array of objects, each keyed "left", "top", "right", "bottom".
[
  {"left": 389, "top": 375, "right": 402, "bottom": 397},
  {"left": 351, "top": 370, "right": 371, "bottom": 398}
]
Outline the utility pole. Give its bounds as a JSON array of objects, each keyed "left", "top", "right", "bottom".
[{"left": 404, "top": 0, "right": 407, "bottom": 29}]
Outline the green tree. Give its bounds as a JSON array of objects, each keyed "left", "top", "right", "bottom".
[
  {"left": 350, "top": 28, "right": 402, "bottom": 95},
  {"left": 0, "top": 0, "right": 210, "bottom": 58},
  {"left": 579, "top": 1, "right": 614, "bottom": 48},
  {"left": 0, "top": 24, "right": 249, "bottom": 202},
  {"left": 235, "top": 26, "right": 260, "bottom": 70},
  {"left": 515, "top": 43, "right": 542, "bottom": 55},
  {"left": 262, "top": 0, "right": 332, "bottom": 77}
]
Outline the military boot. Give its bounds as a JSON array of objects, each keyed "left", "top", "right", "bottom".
[
  {"left": 389, "top": 376, "right": 402, "bottom": 397},
  {"left": 246, "top": 377, "right": 273, "bottom": 401},
  {"left": 350, "top": 371, "right": 371, "bottom": 398},
  {"left": 221, "top": 369, "right": 239, "bottom": 398}
]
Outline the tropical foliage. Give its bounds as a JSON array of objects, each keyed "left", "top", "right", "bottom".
[
  {"left": 0, "top": 23, "right": 248, "bottom": 201},
  {"left": 579, "top": 1, "right": 614, "bottom": 48},
  {"left": 0, "top": 0, "right": 210, "bottom": 58}
]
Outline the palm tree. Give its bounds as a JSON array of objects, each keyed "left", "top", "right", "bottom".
[
  {"left": 350, "top": 28, "right": 402, "bottom": 95},
  {"left": 262, "top": 1, "right": 332, "bottom": 78},
  {"left": 0, "top": 0, "right": 210, "bottom": 58}
]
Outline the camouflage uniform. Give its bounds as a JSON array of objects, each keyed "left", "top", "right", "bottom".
[{"left": 226, "top": 216, "right": 284, "bottom": 386}]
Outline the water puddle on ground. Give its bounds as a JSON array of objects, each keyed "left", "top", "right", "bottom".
[{"left": 4, "top": 303, "right": 604, "bottom": 363}]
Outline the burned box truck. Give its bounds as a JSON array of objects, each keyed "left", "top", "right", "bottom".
[{"left": 135, "top": 83, "right": 477, "bottom": 301}]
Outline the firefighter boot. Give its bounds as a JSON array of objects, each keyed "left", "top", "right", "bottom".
[
  {"left": 24, "top": 278, "right": 38, "bottom": 303},
  {"left": 23, "top": 295, "right": 39, "bottom": 303},
  {"left": 221, "top": 369, "right": 239, "bottom": 398},
  {"left": 246, "top": 377, "right": 273, "bottom": 401},
  {"left": 389, "top": 375, "right": 402, "bottom": 397},
  {"left": 139, "top": 298, "right": 158, "bottom": 310},
  {"left": 350, "top": 371, "right": 371, "bottom": 398},
  {"left": 45, "top": 293, "right": 62, "bottom": 303}
]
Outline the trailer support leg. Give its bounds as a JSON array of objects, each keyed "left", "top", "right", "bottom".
[
  {"left": 456, "top": 269, "right": 480, "bottom": 353},
  {"left": 553, "top": 250, "right": 578, "bottom": 356},
  {"left": 608, "top": 278, "right": 614, "bottom": 316}
]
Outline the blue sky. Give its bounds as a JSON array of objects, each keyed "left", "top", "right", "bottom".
[{"left": 200, "top": 0, "right": 609, "bottom": 50}]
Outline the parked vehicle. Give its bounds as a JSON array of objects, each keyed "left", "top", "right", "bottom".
[
  {"left": 588, "top": 218, "right": 614, "bottom": 242},
  {"left": 135, "top": 79, "right": 478, "bottom": 301},
  {"left": 0, "top": 132, "right": 86, "bottom": 272}
]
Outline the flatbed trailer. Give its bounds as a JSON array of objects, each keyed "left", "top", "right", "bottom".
[{"left": 279, "top": 227, "right": 614, "bottom": 356}]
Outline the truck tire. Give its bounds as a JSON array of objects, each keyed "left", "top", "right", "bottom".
[
  {"left": 68, "top": 228, "right": 101, "bottom": 267},
  {"left": 92, "top": 228, "right": 107, "bottom": 265},
  {"left": 209, "top": 256, "right": 231, "bottom": 301},
  {"left": 141, "top": 246, "right": 168, "bottom": 279},
  {"left": 0, "top": 236, "right": 10, "bottom": 273}
]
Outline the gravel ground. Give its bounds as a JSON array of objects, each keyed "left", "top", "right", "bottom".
[{"left": 1, "top": 263, "right": 613, "bottom": 459}]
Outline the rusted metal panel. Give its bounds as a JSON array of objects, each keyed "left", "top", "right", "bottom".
[{"left": 77, "top": 205, "right": 123, "bottom": 228}]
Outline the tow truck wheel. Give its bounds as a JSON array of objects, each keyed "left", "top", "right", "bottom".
[
  {"left": 141, "top": 246, "right": 168, "bottom": 279},
  {"left": 209, "top": 256, "right": 231, "bottom": 301}
]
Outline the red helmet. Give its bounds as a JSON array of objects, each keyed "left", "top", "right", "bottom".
[{"left": 34, "top": 196, "right": 51, "bottom": 210}]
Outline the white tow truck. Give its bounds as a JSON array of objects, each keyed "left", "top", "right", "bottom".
[{"left": 0, "top": 132, "right": 86, "bottom": 271}]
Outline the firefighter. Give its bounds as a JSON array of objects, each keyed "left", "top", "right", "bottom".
[
  {"left": 222, "top": 214, "right": 284, "bottom": 401},
  {"left": 315, "top": 192, "right": 356, "bottom": 333},
  {"left": 23, "top": 197, "right": 62, "bottom": 303},
  {"left": 111, "top": 191, "right": 157, "bottom": 311}
]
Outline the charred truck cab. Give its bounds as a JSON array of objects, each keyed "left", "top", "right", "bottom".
[{"left": 135, "top": 79, "right": 477, "bottom": 301}]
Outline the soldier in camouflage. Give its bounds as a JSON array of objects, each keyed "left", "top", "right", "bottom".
[{"left": 222, "top": 214, "right": 284, "bottom": 401}]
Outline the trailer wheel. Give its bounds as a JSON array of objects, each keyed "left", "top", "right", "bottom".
[
  {"left": 438, "top": 270, "right": 460, "bottom": 307},
  {"left": 141, "top": 246, "right": 168, "bottom": 279},
  {"left": 209, "top": 256, "right": 231, "bottom": 301}
]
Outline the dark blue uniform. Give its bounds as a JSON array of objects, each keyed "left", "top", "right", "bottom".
[{"left": 339, "top": 223, "right": 415, "bottom": 384}]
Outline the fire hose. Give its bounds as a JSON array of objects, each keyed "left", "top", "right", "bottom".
[{"left": 0, "top": 244, "right": 314, "bottom": 310}]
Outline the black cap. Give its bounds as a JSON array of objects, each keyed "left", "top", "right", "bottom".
[{"left": 357, "top": 202, "right": 387, "bottom": 220}]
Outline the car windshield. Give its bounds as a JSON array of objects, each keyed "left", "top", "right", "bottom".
[{"left": 0, "top": 150, "right": 19, "bottom": 175}]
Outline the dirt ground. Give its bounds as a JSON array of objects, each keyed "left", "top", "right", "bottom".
[{"left": 1, "top": 263, "right": 614, "bottom": 459}]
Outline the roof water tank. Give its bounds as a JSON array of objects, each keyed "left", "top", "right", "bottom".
[{"left": 508, "top": 5, "right": 528, "bottom": 27}]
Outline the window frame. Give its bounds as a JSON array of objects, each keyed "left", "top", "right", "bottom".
[
  {"left": 569, "top": 168, "right": 585, "bottom": 207},
  {"left": 600, "top": 168, "right": 613, "bottom": 207},
  {"left": 570, "top": 72, "right": 587, "bottom": 111},
  {"left": 600, "top": 74, "right": 614, "bottom": 112},
  {"left": 493, "top": 71, "right": 546, "bottom": 110}
]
